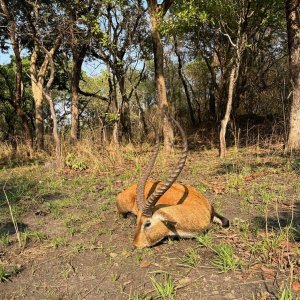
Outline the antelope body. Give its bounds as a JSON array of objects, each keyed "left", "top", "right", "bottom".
[{"left": 116, "top": 109, "right": 229, "bottom": 248}]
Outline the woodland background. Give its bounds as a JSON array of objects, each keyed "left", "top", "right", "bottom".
[{"left": 0, "top": 0, "right": 300, "bottom": 158}]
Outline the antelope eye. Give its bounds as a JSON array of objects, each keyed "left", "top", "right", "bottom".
[{"left": 144, "top": 220, "right": 151, "bottom": 229}]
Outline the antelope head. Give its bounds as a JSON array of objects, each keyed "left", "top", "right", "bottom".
[{"left": 133, "top": 110, "right": 188, "bottom": 248}]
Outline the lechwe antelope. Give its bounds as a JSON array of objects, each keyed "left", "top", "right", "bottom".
[{"left": 116, "top": 111, "right": 229, "bottom": 248}]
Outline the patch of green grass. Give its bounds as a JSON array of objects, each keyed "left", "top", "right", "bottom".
[
  {"left": 197, "top": 182, "right": 207, "bottom": 194},
  {"left": 213, "top": 243, "right": 242, "bottom": 272},
  {"left": 0, "top": 265, "right": 21, "bottom": 282},
  {"left": 151, "top": 274, "right": 175, "bottom": 300},
  {"left": 278, "top": 285, "right": 298, "bottom": 300},
  {"left": 64, "top": 216, "right": 82, "bottom": 235},
  {"left": 51, "top": 237, "right": 68, "bottom": 248},
  {"left": 0, "top": 233, "right": 10, "bottom": 247},
  {"left": 195, "top": 231, "right": 213, "bottom": 248},
  {"left": 21, "top": 229, "right": 48, "bottom": 246},
  {"left": 290, "top": 158, "right": 300, "bottom": 173},
  {"left": 97, "top": 202, "right": 110, "bottom": 212},
  {"left": 65, "top": 153, "right": 88, "bottom": 171},
  {"left": 47, "top": 202, "right": 62, "bottom": 218},
  {"left": 179, "top": 248, "right": 200, "bottom": 267},
  {"left": 72, "top": 243, "right": 86, "bottom": 253},
  {"left": 225, "top": 173, "right": 245, "bottom": 194},
  {"left": 0, "top": 265, "right": 10, "bottom": 282}
]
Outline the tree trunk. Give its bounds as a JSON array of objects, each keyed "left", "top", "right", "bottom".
[
  {"left": 44, "top": 57, "right": 61, "bottom": 160},
  {"left": 285, "top": 0, "right": 300, "bottom": 152},
  {"left": 135, "top": 90, "right": 148, "bottom": 140},
  {"left": 115, "top": 67, "right": 131, "bottom": 142},
  {"left": 219, "top": 67, "right": 237, "bottom": 158},
  {"left": 147, "top": 0, "right": 174, "bottom": 151},
  {"left": 0, "top": 0, "right": 33, "bottom": 152},
  {"left": 30, "top": 46, "right": 45, "bottom": 150},
  {"left": 70, "top": 54, "right": 84, "bottom": 143},
  {"left": 107, "top": 66, "right": 120, "bottom": 147},
  {"left": 174, "top": 37, "right": 196, "bottom": 126}
]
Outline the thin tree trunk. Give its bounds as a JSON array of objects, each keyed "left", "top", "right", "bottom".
[
  {"left": 219, "top": 67, "right": 237, "bottom": 158},
  {"left": 219, "top": 9, "right": 249, "bottom": 158},
  {"left": 108, "top": 67, "right": 120, "bottom": 147},
  {"left": 30, "top": 46, "right": 44, "bottom": 150},
  {"left": 147, "top": 0, "right": 174, "bottom": 151},
  {"left": 285, "top": 0, "right": 300, "bottom": 152},
  {"left": 135, "top": 90, "right": 148, "bottom": 139},
  {"left": 70, "top": 55, "right": 84, "bottom": 143},
  {"left": 116, "top": 67, "right": 131, "bottom": 141},
  {"left": 44, "top": 59, "right": 61, "bottom": 160},
  {"left": 174, "top": 37, "right": 196, "bottom": 126}
]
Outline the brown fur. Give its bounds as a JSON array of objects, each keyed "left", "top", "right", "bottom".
[{"left": 117, "top": 179, "right": 215, "bottom": 248}]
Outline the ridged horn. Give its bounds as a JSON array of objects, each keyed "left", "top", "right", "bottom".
[
  {"left": 136, "top": 132, "right": 160, "bottom": 211},
  {"left": 142, "top": 110, "right": 188, "bottom": 217}
]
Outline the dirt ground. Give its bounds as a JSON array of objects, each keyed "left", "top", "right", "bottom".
[{"left": 0, "top": 147, "right": 299, "bottom": 299}]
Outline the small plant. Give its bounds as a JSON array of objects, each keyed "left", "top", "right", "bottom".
[
  {"left": 0, "top": 233, "right": 10, "bottom": 247},
  {"left": 129, "top": 291, "right": 147, "bottom": 300},
  {"left": 291, "top": 158, "right": 300, "bottom": 173},
  {"left": 180, "top": 248, "right": 200, "bottom": 267},
  {"left": 197, "top": 182, "right": 207, "bottom": 194},
  {"left": 249, "top": 231, "right": 284, "bottom": 262},
  {"left": 196, "top": 231, "right": 213, "bottom": 248},
  {"left": 111, "top": 273, "right": 120, "bottom": 281},
  {"left": 213, "top": 243, "right": 242, "bottom": 272},
  {"left": 225, "top": 173, "right": 244, "bottom": 193},
  {"left": 64, "top": 216, "right": 81, "bottom": 235},
  {"left": 51, "top": 237, "right": 67, "bottom": 248},
  {"left": 290, "top": 223, "right": 300, "bottom": 242},
  {"left": 21, "top": 229, "right": 48, "bottom": 246},
  {"left": 65, "top": 153, "right": 87, "bottom": 171},
  {"left": 0, "top": 265, "right": 10, "bottom": 282},
  {"left": 0, "top": 264, "right": 20, "bottom": 282},
  {"left": 72, "top": 243, "right": 86, "bottom": 253},
  {"left": 47, "top": 202, "right": 62, "bottom": 218},
  {"left": 278, "top": 285, "right": 296, "bottom": 300},
  {"left": 151, "top": 274, "right": 175, "bottom": 300}
]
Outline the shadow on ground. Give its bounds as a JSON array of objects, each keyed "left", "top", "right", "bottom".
[{"left": 251, "top": 202, "right": 300, "bottom": 242}]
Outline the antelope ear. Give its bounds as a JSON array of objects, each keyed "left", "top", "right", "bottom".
[{"left": 155, "top": 212, "right": 177, "bottom": 231}]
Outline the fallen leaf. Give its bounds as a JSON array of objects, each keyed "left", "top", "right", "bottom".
[
  {"left": 140, "top": 260, "right": 151, "bottom": 268},
  {"left": 292, "top": 281, "right": 300, "bottom": 292}
]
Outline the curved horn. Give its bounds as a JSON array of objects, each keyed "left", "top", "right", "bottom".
[
  {"left": 142, "top": 110, "right": 188, "bottom": 217},
  {"left": 136, "top": 132, "right": 160, "bottom": 211}
]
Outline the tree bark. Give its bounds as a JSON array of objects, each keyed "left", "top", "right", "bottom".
[
  {"left": 285, "top": 0, "right": 300, "bottom": 152},
  {"left": 30, "top": 46, "right": 44, "bottom": 150},
  {"left": 0, "top": 0, "right": 33, "bottom": 152},
  {"left": 135, "top": 90, "right": 148, "bottom": 140},
  {"left": 219, "top": 67, "right": 237, "bottom": 158},
  {"left": 147, "top": 0, "right": 174, "bottom": 151},
  {"left": 43, "top": 57, "right": 61, "bottom": 161},
  {"left": 70, "top": 49, "right": 86, "bottom": 143},
  {"left": 108, "top": 67, "right": 120, "bottom": 147},
  {"left": 115, "top": 66, "right": 131, "bottom": 141}
]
